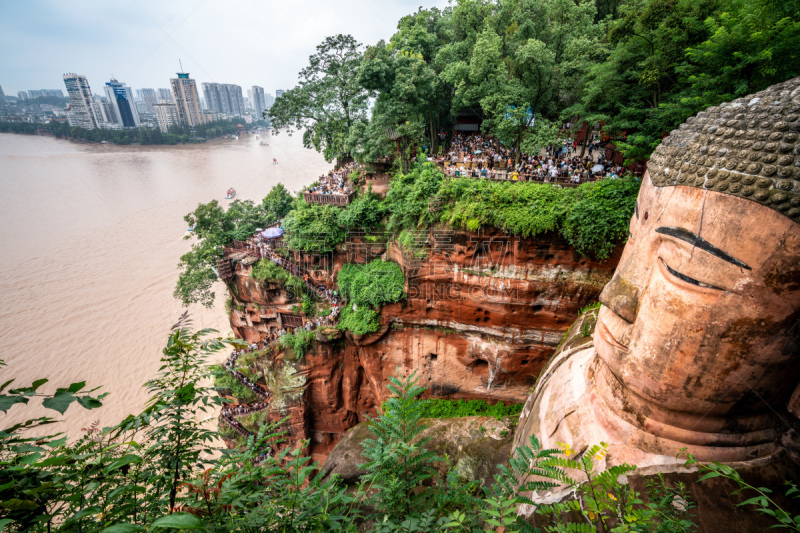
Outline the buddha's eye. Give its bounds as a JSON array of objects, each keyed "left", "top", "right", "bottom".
[{"left": 662, "top": 259, "right": 722, "bottom": 290}]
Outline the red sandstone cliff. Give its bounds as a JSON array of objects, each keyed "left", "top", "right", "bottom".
[{"left": 222, "top": 228, "right": 622, "bottom": 461}]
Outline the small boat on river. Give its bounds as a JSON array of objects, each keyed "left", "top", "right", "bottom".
[{"left": 226, "top": 188, "right": 236, "bottom": 199}]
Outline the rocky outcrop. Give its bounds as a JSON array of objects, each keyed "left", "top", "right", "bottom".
[
  {"left": 223, "top": 228, "right": 621, "bottom": 461},
  {"left": 320, "top": 416, "right": 517, "bottom": 488}
]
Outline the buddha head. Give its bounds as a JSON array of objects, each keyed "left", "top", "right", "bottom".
[{"left": 594, "top": 78, "right": 800, "bottom": 457}]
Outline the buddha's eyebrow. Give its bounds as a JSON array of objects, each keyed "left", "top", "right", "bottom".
[{"left": 655, "top": 227, "right": 751, "bottom": 270}]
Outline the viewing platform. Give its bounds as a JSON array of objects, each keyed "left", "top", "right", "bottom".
[{"left": 303, "top": 191, "right": 355, "bottom": 206}]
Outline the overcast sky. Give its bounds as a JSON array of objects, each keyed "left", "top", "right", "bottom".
[{"left": 0, "top": 0, "right": 448, "bottom": 97}]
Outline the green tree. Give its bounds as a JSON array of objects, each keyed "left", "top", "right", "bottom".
[
  {"left": 572, "top": 0, "right": 721, "bottom": 161},
  {"left": 0, "top": 361, "right": 107, "bottom": 532},
  {"left": 176, "top": 199, "right": 274, "bottom": 308},
  {"left": 359, "top": 371, "right": 442, "bottom": 521},
  {"left": 261, "top": 183, "right": 294, "bottom": 221},
  {"left": 357, "top": 41, "right": 434, "bottom": 172},
  {"left": 269, "top": 34, "right": 369, "bottom": 162},
  {"left": 281, "top": 197, "right": 345, "bottom": 253},
  {"left": 336, "top": 191, "right": 386, "bottom": 232}
]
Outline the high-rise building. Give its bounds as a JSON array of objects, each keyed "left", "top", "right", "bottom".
[
  {"left": 0, "top": 85, "right": 7, "bottom": 106},
  {"left": 18, "top": 91, "right": 29, "bottom": 100},
  {"left": 265, "top": 93, "right": 274, "bottom": 108},
  {"left": 202, "top": 82, "right": 223, "bottom": 113},
  {"left": 138, "top": 88, "right": 158, "bottom": 114},
  {"left": 153, "top": 102, "right": 179, "bottom": 133},
  {"left": 223, "top": 84, "right": 245, "bottom": 116},
  {"left": 275, "top": 89, "right": 285, "bottom": 99},
  {"left": 157, "top": 88, "right": 173, "bottom": 103},
  {"left": 63, "top": 73, "right": 99, "bottom": 129},
  {"left": 200, "top": 82, "right": 244, "bottom": 116},
  {"left": 104, "top": 78, "right": 140, "bottom": 128},
  {"left": 251, "top": 86, "right": 266, "bottom": 117},
  {"left": 170, "top": 72, "right": 203, "bottom": 127},
  {"left": 92, "top": 99, "right": 117, "bottom": 128}
]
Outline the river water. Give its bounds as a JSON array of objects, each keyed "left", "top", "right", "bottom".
[{"left": 0, "top": 131, "right": 328, "bottom": 437}]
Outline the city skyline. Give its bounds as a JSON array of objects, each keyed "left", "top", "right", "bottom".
[{"left": 0, "top": 0, "right": 447, "bottom": 96}]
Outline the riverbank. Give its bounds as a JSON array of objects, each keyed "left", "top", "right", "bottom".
[{"left": 0, "top": 118, "right": 270, "bottom": 146}]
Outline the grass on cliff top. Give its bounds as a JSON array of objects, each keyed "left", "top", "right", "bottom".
[
  {"left": 384, "top": 161, "right": 640, "bottom": 261},
  {"left": 416, "top": 398, "right": 523, "bottom": 419}
]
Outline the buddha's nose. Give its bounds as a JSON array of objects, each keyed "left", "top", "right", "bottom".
[{"left": 599, "top": 270, "right": 640, "bottom": 324}]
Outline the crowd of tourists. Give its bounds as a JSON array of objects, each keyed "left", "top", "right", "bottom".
[
  {"left": 307, "top": 162, "right": 357, "bottom": 196},
  {"left": 245, "top": 233, "right": 342, "bottom": 304},
  {"left": 437, "top": 132, "right": 625, "bottom": 183},
  {"left": 222, "top": 401, "right": 269, "bottom": 418},
  {"left": 222, "top": 354, "right": 270, "bottom": 401}
]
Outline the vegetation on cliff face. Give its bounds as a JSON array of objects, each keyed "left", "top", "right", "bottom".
[
  {"left": 386, "top": 161, "right": 639, "bottom": 259},
  {"left": 175, "top": 161, "right": 637, "bottom": 308},
  {"left": 417, "top": 398, "right": 523, "bottom": 419},
  {"left": 250, "top": 259, "right": 305, "bottom": 299},
  {"left": 277, "top": 328, "right": 317, "bottom": 359},
  {"left": 337, "top": 259, "right": 406, "bottom": 336}
]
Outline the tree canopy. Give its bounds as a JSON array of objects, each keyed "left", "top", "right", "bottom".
[
  {"left": 268, "top": 34, "right": 369, "bottom": 162},
  {"left": 279, "top": 0, "right": 800, "bottom": 164}
]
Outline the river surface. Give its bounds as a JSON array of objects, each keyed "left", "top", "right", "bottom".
[{"left": 0, "top": 131, "right": 328, "bottom": 437}]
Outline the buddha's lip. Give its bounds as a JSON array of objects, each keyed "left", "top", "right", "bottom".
[{"left": 597, "top": 317, "right": 628, "bottom": 351}]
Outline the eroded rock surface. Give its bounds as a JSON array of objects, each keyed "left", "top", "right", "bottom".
[{"left": 222, "top": 228, "right": 619, "bottom": 461}]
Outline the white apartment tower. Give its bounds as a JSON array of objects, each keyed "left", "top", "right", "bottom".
[
  {"left": 92, "top": 99, "right": 117, "bottom": 128},
  {"left": 63, "top": 73, "right": 99, "bottom": 129},
  {"left": 153, "top": 102, "right": 180, "bottom": 133},
  {"left": 170, "top": 72, "right": 203, "bottom": 127}
]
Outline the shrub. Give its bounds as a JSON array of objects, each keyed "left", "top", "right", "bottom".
[
  {"left": 561, "top": 177, "right": 640, "bottom": 260},
  {"left": 381, "top": 160, "right": 640, "bottom": 261},
  {"left": 302, "top": 295, "right": 315, "bottom": 317},
  {"left": 337, "top": 259, "right": 405, "bottom": 309},
  {"left": 250, "top": 259, "right": 305, "bottom": 298},
  {"left": 278, "top": 328, "right": 316, "bottom": 358},
  {"left": 210, "top": 364, "right": 258, "bottom": 403},
  {"left": 416, "top": 398, "right": 523, "bottom": 419},
  {"left": 282, "top": 198, "right": 345, "bottom": 253},
  {"left": 337, "top": 259, "right": 406, "bottom": 335},
  {"left": 337, "top": 304, "right": 381, "bottom": 336},
  {"left": 337, "top": 191, "right": 386, "bottom": 231}
]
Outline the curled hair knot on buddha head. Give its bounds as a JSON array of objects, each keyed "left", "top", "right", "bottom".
[{"left": 648, "top": 77, "right": 800, "bottom": 225}]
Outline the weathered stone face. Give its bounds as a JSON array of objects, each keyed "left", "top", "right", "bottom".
[{"left": 594, "top": 172, "right": 800, "bottom": 451}]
